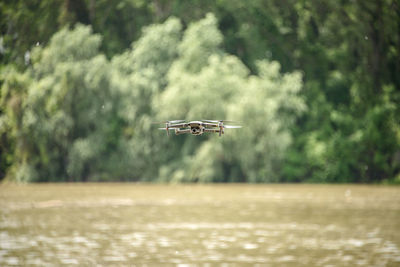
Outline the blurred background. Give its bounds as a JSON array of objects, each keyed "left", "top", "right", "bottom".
[
  {"left": 1, "top": 1, "right": 400, "bottom": 265},
  {"left": 1, "top": 0, "right": 399, "bottom": 184}
]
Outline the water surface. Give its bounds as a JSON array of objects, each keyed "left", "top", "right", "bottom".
[{"left": 1, "top": 184, "right": 399, "bottom": 266}]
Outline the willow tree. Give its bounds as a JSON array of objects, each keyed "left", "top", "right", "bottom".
[
  {"left": 1, "top": 25, "right": 116, "bottom": 181},
  {"left": 156, "top": 14, "right": 305, "bottom": 182},
  {"left": 2, "top": 14, "right": 305, "bottom": 183}
]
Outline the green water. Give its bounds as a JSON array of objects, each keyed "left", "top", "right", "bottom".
[{"left": 1, "top": 184, "right": 399, "bottom": 266}]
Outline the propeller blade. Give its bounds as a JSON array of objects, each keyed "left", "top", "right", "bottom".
[
  {"left": 152, "top": 120, "right": 185, "bottom": 124},
  {"left": 224, "top": 125, "right": 242, "bottom": 129},
  {"left": 169, "top": 120, "right": 185, "bottom": 123},
  {"left": 202, "top": 119, "right": 240, "bottom": 124}
]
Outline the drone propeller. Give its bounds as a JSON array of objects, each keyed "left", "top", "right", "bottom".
[
  {"left": 220, "top": 124, "right": 242, "bottom": 136},
  {"left": 202, "top": 119, "right": 240, "bottom": 124},
  {"left": 169, "top": 120, "right": 185, "bottom": 123},
  {"left": 152, "top": 120, "right": 185, "bottom": 124},
  {"left": 223, "top": 125, "right": 242, "bottom": 129}
]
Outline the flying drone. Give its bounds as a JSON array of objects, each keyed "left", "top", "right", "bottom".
[{"left": 154, "top": 120, "right": 242, "bottom": 136}]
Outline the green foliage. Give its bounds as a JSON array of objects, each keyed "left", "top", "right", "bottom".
[
  {"left": 1, "top": 16, "right": 305, "bottom": 183},
  {"left": 1, "top": 0, "right": 399, "bottom": 183},
  {"left": 155, "top": 15, "right": 305, "bottom": 183}
]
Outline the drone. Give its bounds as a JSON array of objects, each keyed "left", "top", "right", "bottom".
[{"left": 154, "top": 120, "right": 242, "bottom": 136}]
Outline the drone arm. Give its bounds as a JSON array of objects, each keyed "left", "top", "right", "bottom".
[
  {"left": 175, "top": 129, "right": 191, "bottom": 135},
  {"left": 202, "top": 122, "right": 219, "bottom": 127},
  {"left": 168, "top": 123, "right": 188, "bottom": 128},
  {"left": 204, "top": 128, "right": 223, "bottom": 135}
]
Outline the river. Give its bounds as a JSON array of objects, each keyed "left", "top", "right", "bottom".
[{"left": 1, "top": 184, "right": 399, "bottom": 266}]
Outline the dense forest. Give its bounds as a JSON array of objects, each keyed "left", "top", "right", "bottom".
[{"left": 1, "top": 0, "right": 399, "bottom": 183}]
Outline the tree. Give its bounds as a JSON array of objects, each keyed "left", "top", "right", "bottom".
[
  {"left": 2, "top": 25, "right": 115, "bottom": 181},
  {"left": 2, "top": 1, "right": 399, "bottom": 183},
  {"left": 156, "top": 14, "right": 305, "bottom": 182}
]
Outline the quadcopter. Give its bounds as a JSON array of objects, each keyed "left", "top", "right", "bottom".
[{"left": 154, "top": 120, "right": 241, "bottom": 136}]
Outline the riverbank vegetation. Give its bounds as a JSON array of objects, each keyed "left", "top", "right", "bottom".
[{"left": 1, "top": 1, "right": 399, "bottom": 183}]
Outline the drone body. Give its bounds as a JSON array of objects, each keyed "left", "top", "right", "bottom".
[{"left": 155, "top": 120, "right": 241, "bottom": 137}]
